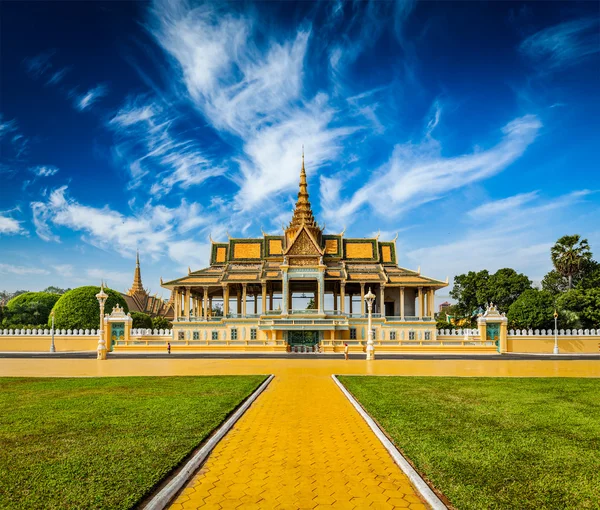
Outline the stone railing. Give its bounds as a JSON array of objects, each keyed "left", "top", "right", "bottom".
[
  {"left": 0, "top": 328, "right": 98, "bottom": 336},
  {"left": 508, "top": 328, "right": 598, "bottom": 336},
  {"left": 130, "top": 328, "right": 172, "bottom": 337},
  {"left": 437, "top": 328, "right": 480, "bottom": 336}
]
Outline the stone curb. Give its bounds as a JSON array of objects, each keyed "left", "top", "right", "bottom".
[
  {"left": 143, "top": 374, "right": 275, "bottom": 510},
  {"left": 332, "top": 374, "right": 447, "bottom": 510}
]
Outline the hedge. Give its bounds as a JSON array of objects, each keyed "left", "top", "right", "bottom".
[
  {"left": 50, "top": 286, "right": 128, "bottom": 330},
  {"left": 3, "top": 292, "right": 61, "bottom": 327}
]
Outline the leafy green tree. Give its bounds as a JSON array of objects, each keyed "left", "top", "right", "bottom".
[
  {"left": 130, "top": 312, "right": 153, "bottom": 329},
  {"left": 451, "top": 268, "right": 531, "bottom": 320},
  {"left": 43, "top": 286, "right": 70, "bottom": 295},
  {"left": 486, "top": 268, "right": 532, "bottom": 312},
  {"left": 507, "top": 289, "right": 556, "bottom": 330},
  {"left": 151, "top": 316, "right": 172, "bottom": 330},
  {"left": 576, "top": 260, "right": 600, "bottom": 290},
  {"left": 541, "top": 270, "right": 569, "bottom": 295},
  {"left": 306, "top": 298, "right": 316, "bottom": 310},
  {"left": 3, "top": 292, "right": 61, "bottom": 327},
  {"left": 551, "top": 235, "right": 592, "bottom": 289},
  {"left": 51, "top": 286, "right": 128, "bottom": 330},
  {"left": 556, "top": 289, "right": 600, "bottom": 328}
]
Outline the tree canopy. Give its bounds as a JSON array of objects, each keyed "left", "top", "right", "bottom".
[
  {"left": 507, "top": 289, "right": 556, "bottom": 330},
  {"left": 450, "top": 268, "right": 532, "bottom": 320},
  {"left": 2, "top": 292, "right": 61, "bottom": 327},
  {"left": 550, "top": 235, "right": 592, "bottom": 289},
  {"left": 51, "top": 286, "right": 128, "bottom": 330},
  {"left": 130, "top": 312, "right": 153, "bottom": 329}
]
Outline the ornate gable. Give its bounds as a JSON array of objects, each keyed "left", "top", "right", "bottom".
[{"left": 286, "top": 228, "right": 322, "bottom": 256}]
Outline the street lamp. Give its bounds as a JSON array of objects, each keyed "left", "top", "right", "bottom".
[
  {"left": 95, "top": 282, "right": 108, "bottom": 360},
  {"left": 50, "top": 310, "right": 55, "bottom": 352},
  {"left": 553, "top": 310, "right": 559, "bottom": 355},
  {"left": 365, "top": 287, "right": 376, "bottom": 360}
]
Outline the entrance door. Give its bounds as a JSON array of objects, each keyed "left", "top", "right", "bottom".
[
  {"left": 487, "top": 323, "right": 500, "bottom": 351},
  {"left": 288, "top": 330, "right": 319, "bottom": 347},
  {"left": 110, "top": 322, "right": 125, "bottom": 351}
]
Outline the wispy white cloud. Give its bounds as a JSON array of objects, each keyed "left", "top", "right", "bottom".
[
  {"left": 23, "top": 50, "right": 56, "bottom": 78},
  {"left": 0, "top": 263, "right": 49, "bottom": 276},
  {"left": 0, "top": 212, "right": 26, "bottom": 236},
  {"left": 0, "top": 114, "right": 28, "bottom": 160},
  {"left": 109, "top": 96, "right": 223, "bottom": 194},
  {"left": 30, "top": 185, "right": 214, "bottom": 264},
  {"left": 407, "top": 189, "right": 595, "bottom": 285},
  {"left": 468, "top": 191, "right": 539, "bottom": 218},
  {"left": 86, "top": 268, "right": 131, "bottom": 287},
  {"left": 320, "top": 113, "right": 542, "bottom": 228},
  {"left": 52, "top": 264, "right": 74, "bottom": 278},
  {"left": 75, "top": 84, "right": 108, "bottom": 111},
  {"left": 30, "top": 165, "right": 59, "bottom": 177},
  {"left": 520, "top": 17, "right": 600, "bottom": 71},
  {"left": 149, "top": 0, "right": 356, "bottom": 209},
  {"left": 47, "top": 68, "right": 69, "bottom": 86}
]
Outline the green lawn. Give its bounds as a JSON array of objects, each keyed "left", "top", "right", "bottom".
[
  {"left": 0, "top": 375, "right": 266, "bottom": 509},
  {"left": 338, "top": 376, "right": 600, "bottom": 510}
]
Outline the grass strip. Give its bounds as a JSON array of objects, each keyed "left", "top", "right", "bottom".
[
  {"left": 0, "top": 375, "right": 266, "bottom": 509},
  {"left": 338, "top": 376, "right": 600, "bottom": 510}
]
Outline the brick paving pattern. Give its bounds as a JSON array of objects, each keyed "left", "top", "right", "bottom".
[{"left": 170, "top": 373, "right": 428, "bottom": 510}]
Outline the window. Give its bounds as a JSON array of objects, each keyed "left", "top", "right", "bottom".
[
  {"left": 178, "top": 331, "right": 184, "bottom": 340},
  {"left": 390, "top": 331, "right": 396, "bottom": 341},
  {"left": 408, "top": 331, "right": 415, "bottom": 340},
  {"left": 424, "top": 331, "right": 431, "bottom": 341},
  {"left": 211, "top": 330, "right": 218, "bottom": 340},
  {"left": 250, "top": 328, "right": 257, "bottom": 340},
  {"left": 350, "top": 328, "right": 357, "bottom": 340},
  {"left": 193, "top": 331, "right": 199, "bottom": 340},
  {"left": 231, "top": 328, "right": 238, "bottom": 340}
]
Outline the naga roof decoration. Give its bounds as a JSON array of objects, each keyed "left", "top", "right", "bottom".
[{"left": 161, "top": 151, "right": 447, "bottom": 291}]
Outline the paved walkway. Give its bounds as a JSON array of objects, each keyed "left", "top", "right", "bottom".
[
  {"left": 2, "top": 358, "right": 598, "bottom": 510},
  {"left": 171, "top": 372, "right": 427, "bottom": 510}
]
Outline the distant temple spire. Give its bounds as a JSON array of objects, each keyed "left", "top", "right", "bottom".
[{"left": 128, "top": 249, "right": 145, "bottom": 295}]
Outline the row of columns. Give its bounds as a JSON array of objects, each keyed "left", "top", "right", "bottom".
[{"left": 173, "top": 283, "right": 436, "bottom": 320}]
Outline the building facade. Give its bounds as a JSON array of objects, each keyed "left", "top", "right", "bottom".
[
  {"left": 161, "top": 157, "right": 448, "bottom": 352},
  {"left": 122, "top": 252, "right": 174, "bottom": 319}
]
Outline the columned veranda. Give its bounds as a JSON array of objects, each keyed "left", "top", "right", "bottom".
[{"left": 171, "top": 282, "right": 437, "bottom": 321}]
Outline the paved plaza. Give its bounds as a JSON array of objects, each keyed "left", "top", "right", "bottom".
[{"left": 2, "top": 358, "right": 598, "bottom": 509}]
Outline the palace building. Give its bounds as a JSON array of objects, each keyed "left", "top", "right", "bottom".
[
  {"left": 161, "top": 155, "right": 448, "bottom": 352},
  {"left": 122, "top": 252, "right": 174, "bottom": 320}
]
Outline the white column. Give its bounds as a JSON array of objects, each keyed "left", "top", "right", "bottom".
[
  {"left": 418, "top": 287, "right": 423, "bottom": 320},
  {"left": 379, "top": 285, "right": 385, "bottom": 316},
  {"left": 400, "top": 287, "right": 405, "bottom": 320},
  {"left": 360, "top": 283, "right": 365, "bottom": 316},
  {"left": 203, "top": 286, "right": 209, "bottom": 321},
  {"left": 340, "top": 282, "right": 346, "bottom": 313},
  {"left": 242, "top": 283, "right": 247, "bottom": 318}
]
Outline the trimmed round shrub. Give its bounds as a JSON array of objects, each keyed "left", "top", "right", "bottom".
[
  {"left": 3, "top": 292, "right": 61, "bottom": 327},
  {"left": 50, "top": 286, "right": 128, "bottom": 330},
  {"left": 131, "top": 312, "right": 152, "bottom": 329}
]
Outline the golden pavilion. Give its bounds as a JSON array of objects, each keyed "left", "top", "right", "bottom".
[{"left": 161, "top": 155, "right": 448, "bottom": 352}]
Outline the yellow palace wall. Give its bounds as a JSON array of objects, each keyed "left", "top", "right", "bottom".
[
  {"left": 507, "top": 335, "right": 600, "bottom": 354},
  {"left": 0, "top": 335, "right": 98, "bottom": 352}
]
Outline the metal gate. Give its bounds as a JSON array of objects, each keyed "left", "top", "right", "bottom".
[{"left": 287, "top": 330, "right": 319, "bottom": 347}]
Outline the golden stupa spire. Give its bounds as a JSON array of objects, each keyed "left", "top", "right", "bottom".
[
  {"left": 285, "top": 148, "right": 322, "bottom": 247},
  {"left": 128, "top": 249, "right": 145, "bottom": 295}
]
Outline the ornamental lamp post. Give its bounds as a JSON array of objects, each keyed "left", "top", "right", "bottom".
[
  {"left": 553, "top": 310, "right": 559, "bottom": 355},
  {"left": 365, "top": 287, "right": 376, "bottom": 360},
  {"left": 96, "top": 282, "right": 108, "bottom": 360},
  {"left": 50, "top": 310, "right": 55, "bottom": 353}
]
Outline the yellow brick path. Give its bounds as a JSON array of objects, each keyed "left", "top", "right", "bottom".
[{"left": 170, "top": 372, "right": 428, "bottom": 510}]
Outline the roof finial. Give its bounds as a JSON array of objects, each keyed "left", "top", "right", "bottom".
[{"left": 136, "top": 249, "right": 140, "bottom": 267}]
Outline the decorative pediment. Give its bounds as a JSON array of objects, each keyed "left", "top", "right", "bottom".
[{"left": 286, "top": 227, "right": 323, "bottom": 257}]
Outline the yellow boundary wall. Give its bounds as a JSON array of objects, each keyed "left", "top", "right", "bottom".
[{"left": 1, "top": 333, "right": 599, "bottom": 354}]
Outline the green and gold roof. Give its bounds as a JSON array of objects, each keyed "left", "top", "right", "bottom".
[{"left": 161, "top": 154, "right": 447, "bottom": 291}]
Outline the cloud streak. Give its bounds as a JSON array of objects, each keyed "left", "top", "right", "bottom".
[
  {"left": 75, "top": 84, "right": 108, "bottom": 111},
  {"left": 320, "top": 113, "right": 543, "bottom": 227},
  {"left": 520, "top": 17, "right": 600, "bottom": 71}
]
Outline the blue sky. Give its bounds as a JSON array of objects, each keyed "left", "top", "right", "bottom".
[{"left": 1, "top": 0, "right": 599, "bottom": 301}]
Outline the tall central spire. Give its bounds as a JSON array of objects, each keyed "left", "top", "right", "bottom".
[
  {"left": 285, "top": 148, "right": 322, "bottom": 247},
  {"left": 128, "top": 249, "right": 145, "bottom": 295}
]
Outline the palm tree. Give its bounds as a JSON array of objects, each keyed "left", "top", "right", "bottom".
[{"left": 550, "top": 235, "right": 592, "bottom": 289}]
